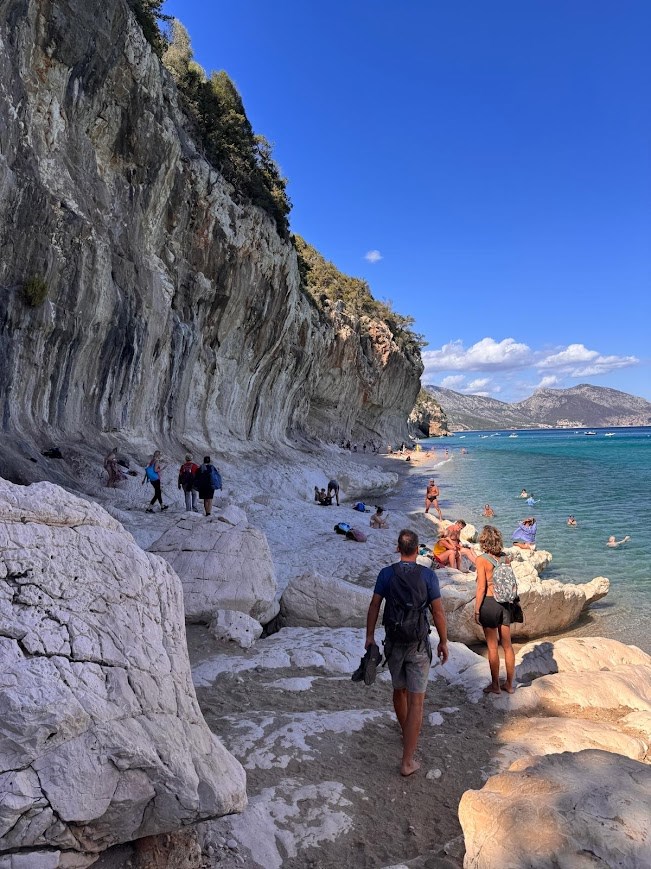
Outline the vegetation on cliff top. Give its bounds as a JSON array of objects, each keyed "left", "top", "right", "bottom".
[
  {"left": 128, "top": 3, "right": 290, "bottom": 236},
  {"left": 294, "top": 236, "right": 425, "bottom": 358},
  {"left": 129, "top": 3, "right": 423, "bottom": 363}
]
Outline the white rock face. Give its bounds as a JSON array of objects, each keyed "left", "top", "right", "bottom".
[
  {"left": 209, "top": 609, "right": 263, "bottom": 649},
  {"left": 280, "top": 572, "right": 371, "bottom": 627},
  {"left": 439, "top": 568, "right": 609, "bottom": 643},
  {"left": 459, "top": 750, "right": 651, "bottom": 868},
  {"left": 149, "top": 513, "right": 277, "bottom": 623},
  {"left": 0, "top": 478, "right": 246, "bottom": 864},
  {"left": 515, "top": 636, "right": 651, "bottom": 680}
]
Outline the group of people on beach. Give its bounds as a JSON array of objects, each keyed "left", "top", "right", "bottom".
[{"left": 103, "top": 448, "right": 222, "bottom": 516}]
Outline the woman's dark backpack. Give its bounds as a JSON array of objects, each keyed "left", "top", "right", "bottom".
[{"left": 382, "top": 563, "right": 431, "bottom": 646}]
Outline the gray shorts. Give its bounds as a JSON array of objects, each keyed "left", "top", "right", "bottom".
[{"left": 386, "top": 641, "right": 431, "bottom": 693}]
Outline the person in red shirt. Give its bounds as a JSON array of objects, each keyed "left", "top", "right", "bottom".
[{"left": 178, "top": 454, "right": 200, "bottom": 512}]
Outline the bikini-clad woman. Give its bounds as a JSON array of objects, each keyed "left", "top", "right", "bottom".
[{"left": 474, "top": 525, "right": 515, "bottom": 695}]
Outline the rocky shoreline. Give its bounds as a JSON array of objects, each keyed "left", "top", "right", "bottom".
[{"left": 1, "top": 445, "right": 650, "bottom": 868}]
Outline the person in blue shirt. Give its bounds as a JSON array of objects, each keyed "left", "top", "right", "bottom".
[{"left": 365, "top": 528, "right": 448, "bottom": 777}]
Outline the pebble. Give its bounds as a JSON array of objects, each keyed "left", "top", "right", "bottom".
[
  {"left": 426, "top": 768, "right": 442, "bottom": 780},
  {"left": 227, "top": 838, "right": 239, "bottom": 851}
]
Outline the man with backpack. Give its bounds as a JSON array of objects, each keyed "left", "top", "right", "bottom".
[
  {"left": 365, "top": 528, "right": 448, "bottom": 777},
  {"left": 178, "top": 454, "right": 200, "bottom": 512},
  {"left": 196, "top": 455, "right": 222, "bottom": 516}
]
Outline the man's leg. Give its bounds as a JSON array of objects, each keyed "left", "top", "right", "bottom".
[
  {"left": 400, "top": 691, "right": 425, "bottom": 776},
  {"left": 392, "top": 688, "right": 408, "bottom": 730}
]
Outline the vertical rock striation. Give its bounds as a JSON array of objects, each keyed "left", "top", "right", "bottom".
[{"left": 0, "top": 0, "right": 422, "bottom": 459}]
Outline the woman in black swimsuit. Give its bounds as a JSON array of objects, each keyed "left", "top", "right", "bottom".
[{"left": 474, "top": 525, "right": 515, "bottom": 695}]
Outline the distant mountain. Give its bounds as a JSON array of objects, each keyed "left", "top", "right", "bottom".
[{"left": 425, "top": 384, "right": 651, "bottom": 431}]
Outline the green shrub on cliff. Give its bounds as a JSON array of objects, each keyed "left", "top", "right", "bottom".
[
  {"left": 161, "top": 20, "right": 291, "bottom": 237},
  {"left": 293, "top": 236, "right": 425, "bottom": 357},
  {"left": 127, "top": 0, "right": 169, "bottom": 57},
  {"left": 22, "top": 276, "right": 48, "bottom": 307}
]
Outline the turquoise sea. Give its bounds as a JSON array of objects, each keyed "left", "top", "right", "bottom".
[{"left": 407, "top": 427, "right": 651, "bottom": 653}]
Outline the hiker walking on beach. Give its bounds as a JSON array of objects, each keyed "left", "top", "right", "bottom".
[
  {"left": 327, "top": 479, "right": 340, "bottom": 506},
  {"left": 196, "top": 455, "right": 222, "bottom": 516},
  {"left": 143, "top": 450, "right": 168, "bottom": 513},
  {"left": 178, "top": 454, "right": 200, "bottom": 512},
  {"left": 365, "top": 528, "right": 448, "bottom": 777},
  {"left": 424, "top": 479, "right": 442, "bottom": 519}
]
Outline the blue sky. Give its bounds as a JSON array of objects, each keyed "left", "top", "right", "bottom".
[{"left": 162, "top": 0, "right": 650, "bottom": 403}]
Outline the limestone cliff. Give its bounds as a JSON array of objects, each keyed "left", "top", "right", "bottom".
[
  {"left": 409, "top": 389, "right": 449, "bottom": 437},
  {"left": 0, "top": 0, "right": 422, "bottom": 474}
]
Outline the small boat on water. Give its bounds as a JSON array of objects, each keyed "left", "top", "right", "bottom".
[
  {"left": 585, "top": 431, "right": 597, "bottom": 436},
  {"left": 508, "top": 433, "right": 518, "bottom": 438},
  {"left": 605, "top": 432, "right": 615, "bottom": 437}
]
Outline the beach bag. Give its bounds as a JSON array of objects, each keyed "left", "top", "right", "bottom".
[
  {"left": 334, "top": 522, "right": 352, "bottom": 534},
  {"left": 354, "top": 502, "right": 366, "bottom": 512},
  {"left": 482, "top": 554, "right": 518, "bottom": 603},
  {"left": 145, "top": 463, "right": 159, "bottom": 482},
  {"left": 210, "top": 466, "right": 223, "bottom": 490},
  {"left": 382, "top": 564, "right": 430, "bottom": 646},
  {"left": 346, "top": 527, "right": 367, "bottom": 542}
]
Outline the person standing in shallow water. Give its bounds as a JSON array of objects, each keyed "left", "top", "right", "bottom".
[
  {"left": 365, "top": 528, "right": 448, "bottom": 777},
  {"left": 474, "top": 525, "right": 515, "bottom": 695}
]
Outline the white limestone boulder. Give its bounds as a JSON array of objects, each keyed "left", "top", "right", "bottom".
[
  {"left": 459, "top": 750, "right": 651, "bottom": 868},
  {"left": 496, "top": 716, "right": 648, "bottom": 764},
  {"left": 149, "top": 513, "right": 277, "bottom": 623},
  {"left": 505, "top": 546, "right": 552, "bottom": 574},
  {"left": 209, "top": 609, "right": 263, "bottom": 649},
  {"left": 0, "top": 478, "right": 246, "bottom": 865},
  {"left": 280, "top": 572, "right": 371, "bottom": 628},
  {"left": 440, "top": 570, "right": 608, "bottom": 644},
  {"left": 515, "top": 636, "right": 651, "bottom": 680}
]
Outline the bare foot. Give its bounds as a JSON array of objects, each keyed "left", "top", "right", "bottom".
[
  {"left": 500, "top": 682, "right": 515, "bottom": 694},
  {"left": 400, "top": 759, "right": 421, "bottom": 777},
  {"left": 483, "top": 684, "right": 501, "bottom": 695}
]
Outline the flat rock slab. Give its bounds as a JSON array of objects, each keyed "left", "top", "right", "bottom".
[{"left": 459, "top": 749, "right": 651, "bottom": 868}]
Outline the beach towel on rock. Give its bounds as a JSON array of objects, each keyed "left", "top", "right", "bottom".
[{"left": 346, "top": 527, "right": 367, "bottom": 542}]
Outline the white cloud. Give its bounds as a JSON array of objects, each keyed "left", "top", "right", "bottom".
[
  {"left": 423, "top": 337, "right": 532, "bottom": 374},
  {"left": 465, "top": 378, "right": 490, "bottom": 391},
  {"left": 364, "top": 249, "right": 383, "bottom": 263},
  {"left": 536, "top": 343, "right": 638, "bottom": 376},
  {"left": 440, "top": 375, "right": 465, "bottom": 388},
  {"left": 536, "top": 375, "right": 560, "bottom": 389}
]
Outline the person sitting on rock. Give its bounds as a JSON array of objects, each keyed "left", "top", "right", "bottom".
[
  {"left": 314, "top": 487, "right": 332, "bottom": 506},
  {"left": 512, "top": 517, "right": 537, "bottom": 549},
  {"left": 431, "top": 529, "right": 462, "bottom": 570},
  {"left": 370, "top": 506, "right": 389, "bottom": 529}
]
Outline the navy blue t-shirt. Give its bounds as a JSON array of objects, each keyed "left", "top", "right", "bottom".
[{"left": 374, "top": 561, "right": 440, "bottom": 602}]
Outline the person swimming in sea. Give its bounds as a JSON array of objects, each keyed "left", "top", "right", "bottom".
[
  {"left": 607, "top": 535, "right": 630, "bottom": 548},
  {"left": 567, "top": 516, "right": 577, "bottom": 527},
  {"left": 519, "top": 489, "right": 528, "bottom": 498}
]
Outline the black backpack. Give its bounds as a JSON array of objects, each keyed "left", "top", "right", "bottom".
[{"left": 382, "top": 563, "right": 431, "bottom": 646}]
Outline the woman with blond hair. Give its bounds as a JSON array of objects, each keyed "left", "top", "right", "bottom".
[{"left": 474, "top": 525, "right": 515, "bottom": 694}]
